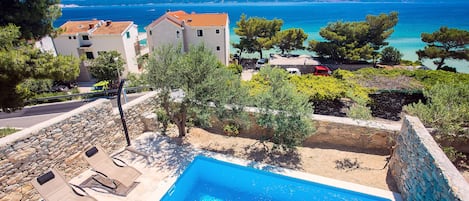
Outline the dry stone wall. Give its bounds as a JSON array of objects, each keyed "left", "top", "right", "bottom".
[
  {"left": 390, "top": 115, "right": 469, "bottom": 201},
  {"left": 0, "top": 92, "right": 158, "bottom": 201},
  {"left": 210, "top": 113, "right": 400, "bottom": 153}
]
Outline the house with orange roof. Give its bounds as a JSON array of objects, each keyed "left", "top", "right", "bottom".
[
  {"left": 54, "top": 20, "right": 140, "bottom": 81},
  {"left": 146, "top": 10, "right": 229, "bottom": 65}
]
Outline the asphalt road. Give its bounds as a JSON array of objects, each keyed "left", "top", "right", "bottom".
[{"left": 0, "top": 93, "right": 146, "bottom": 129}]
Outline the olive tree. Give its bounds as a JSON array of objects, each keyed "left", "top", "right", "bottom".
[
  {"left": 146, "top": 44, "right": 247, "bottom": 137},
  {"left": 247, "top": 67, "right": 315, "bottom": 150}
]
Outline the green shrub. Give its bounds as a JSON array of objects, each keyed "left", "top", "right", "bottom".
[
  {"left": 227, "top": 63, "right": 243, "bottom": 75},
  {"left": 405, "top": 82, "right": 469, "bottom": 142},
  {"left": 223, "top": 122, "right": 240, "bottom": 136},
  {"left": 380, "top": 46, "right": 402, "bottom": 65},
  {"left": 126, "top": 72, "right": 148, "bottom": 87},
  {"left": 347, "top": 104, "right": 373, "bottom": 120},
  {"left": 155, "top": 108, "right": 170, "bottom": 134},
  {"left": 289, "top": 74, "right": 371, "bottom": 103}
]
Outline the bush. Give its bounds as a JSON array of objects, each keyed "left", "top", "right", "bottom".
[
  {"left": 289, "top": 73, "right": 371, "bottom": 102},
  {"left": 126, "top": 72, "right": 149, "bottom": 87},
  {"left": 155, "top": 108, "right": 170, "bottom": 134},
  {"left": 380, "top": 46, "right": 402, "bottom": 65},
  {"left": 347, "top": 104, "right": 373, "bottom": 120},
  {"left": 223, "top": 122, "right": 240, "bottom": 136},
  {"left": 227, "top": 63, "right": 243, "bottom": 75},
  {"left": 351, "top": 68, "right": 469, "bottom": 90},
  {"left": 405, "top": 82, "right": 469, "bottom": 142}
]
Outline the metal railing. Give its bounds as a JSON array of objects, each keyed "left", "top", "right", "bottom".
[{"left": 25, "top": 86, "right": 151, "bottom": 105}]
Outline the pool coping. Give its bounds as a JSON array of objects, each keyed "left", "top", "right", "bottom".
[{"left": 154, "top": 151, "right": 403, "bottom": 201}]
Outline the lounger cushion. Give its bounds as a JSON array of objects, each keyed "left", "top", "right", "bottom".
[
  {"left": 85, "top": 147, "right": 99, "bottom": 157},
  {"left": 37, "top": 171, "right": 55, "bottom": 185}
]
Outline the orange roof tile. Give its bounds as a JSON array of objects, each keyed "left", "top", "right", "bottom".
[
  {"left": 59, "top": 20, "right": 100, "bottom": 35},
  {"left": 147, "top": 11, "right": 227, "bottom": 29},
  {"left": 168, "top": 11, "right": 228, "bottom": 27},
  {"left": 58, "top": 20, "right": 133, "bottom": 35},
  {"left": 93, "top": 21, "right": 133, "bottom": 35}
]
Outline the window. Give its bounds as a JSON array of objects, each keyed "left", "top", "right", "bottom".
[
  {"left": 197, "top": 30, "right": 203, "bottom": 37},
  {"left": 73, "top": 36, "right": 76, "bottom": 39},
  {"left": 126, "top": 31, "right": 130, "bottom": 39},
  {"left": 68, "top": 36, "right": 72, "bottom": 39},
  {"left": 82, "top": 35, "right": 89, "bottom": 40},
  {"left": 216, "top": 29, "right": 220, "bottom": 34},
  {"left": 216, "top": 46, "right": 220, "bottom": 51},
  {"left": 85, "top": 52, "right": 94, "bottom": 59},
  {"left": 176, "top": 30, "right": 180, "bottom": 38},
  {"left": 149, "top": 30, "right": 152, "bottom": 35}
]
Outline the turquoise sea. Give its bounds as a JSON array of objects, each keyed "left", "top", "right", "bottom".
[{"left": 56, "top": 0, "right": 469, "bottom": 72}]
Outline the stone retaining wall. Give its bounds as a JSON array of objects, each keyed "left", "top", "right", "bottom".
[
  {"left": 390, "top": 116, "right": 469, "bottom": 201},
  {"left": 210, "top": 114, "right": 400, "bottom": 154},
  {"left": 0, "top": 92, "right": 158, "bottom": 201},
  {"left": 304, "top": 115, "right": 399, "bottom": 153}
]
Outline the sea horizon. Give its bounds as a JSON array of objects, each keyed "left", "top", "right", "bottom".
[{"left": 56, "top": 0, "right": 469, "bottom": 72}]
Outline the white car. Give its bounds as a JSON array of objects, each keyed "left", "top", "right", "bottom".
[
  {"left": 255, "top": 58, "right": 267, "bottom": 70},
  {"left": 286, "top": 68, "right": 301, "bottom": 75}
]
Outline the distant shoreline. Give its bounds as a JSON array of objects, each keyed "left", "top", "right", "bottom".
[{"left": 57, "top": 1, "right": 469, "bottom": 72}]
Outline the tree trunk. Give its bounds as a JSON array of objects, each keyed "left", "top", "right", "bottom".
[
  {"left": 259, "top": 50, "right": 263, "bottom": 59},
  {"left": 175, "top": 103, "right": 187, "bottom": 138},
  {"left": 175, "top": 119, "right": 186, "bottom": 137},
  {"left": 436, "top": 57, "right": 445, "bottom": 70}
]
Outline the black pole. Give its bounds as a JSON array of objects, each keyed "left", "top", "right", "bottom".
[{"left": 117, "top": 79, "right": 131, "bottom": 146}]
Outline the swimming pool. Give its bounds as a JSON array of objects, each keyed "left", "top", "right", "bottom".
[{"left": 161, "top": 155, "right": 398, "bottom": 201}]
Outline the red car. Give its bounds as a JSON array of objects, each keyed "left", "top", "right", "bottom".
[{"left": 313, "top": 65, "right": 332, "bottom": 76}]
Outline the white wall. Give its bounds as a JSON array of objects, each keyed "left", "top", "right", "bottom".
[
  {"left": 147, "top": 20, "right": 184, "bottom": 52},
  {"left": 54, "top": 35, "right": 81, "bottom": 57},
  {"left": 122, "top": 24, "right": 139, "bottom": 75},
  {"left": 184, "top": 25, "right": 229, "bottom": 66},
  {"left": 147, "top": 18, "right": 230, "bottom": 66},
  {"left": 54, "top": 24, "right": 140, "bottom": 81}
]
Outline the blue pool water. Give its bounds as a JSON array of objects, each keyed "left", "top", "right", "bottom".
[{"left": 161, "top": 156, "right": 391, "bottom": 201}]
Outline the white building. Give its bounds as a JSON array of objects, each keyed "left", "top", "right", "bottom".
[
  {"left": 34, "top": 36, "right": 57, "bottom": 56},
  {"left": 146, "top": 10, "right": 230, "bottom": 66},
  {"left": 54, "top": 20, "right": 140, "bottom": 81}
]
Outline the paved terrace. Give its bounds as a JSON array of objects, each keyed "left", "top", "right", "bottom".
[{"left": 68, "top": 131, "right": 401, "bottom": 201}]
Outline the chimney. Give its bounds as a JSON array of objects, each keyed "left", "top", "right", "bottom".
[
  {"left": 106, "top": 20, "right": 112, "bottom": 26},
  {"left": 88, "top": 24, "right": 94, "bottom": 29}
]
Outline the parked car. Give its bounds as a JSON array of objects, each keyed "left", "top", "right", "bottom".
[
  {"left": 313, "top": 65, "right": 332, "bottom": 76},
  {"left": 255, "top": 58, "right": 268, "bottom": 70},
  {"left": 91, "top": 80, "right": 110, "bottom": 92},
  {"left": 51, "top": 81, "right": 78, "bottom": 92},
  {"left": 286, "top": 67, "right": 301, "bottom": 75}
]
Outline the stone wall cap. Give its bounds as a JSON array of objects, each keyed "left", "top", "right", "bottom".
[
  {"left": 313, "top": 114, "right": 401, "bottom": 131},
  {"left": 112, "top": 91, "right": 158, "bottom": 115}
]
